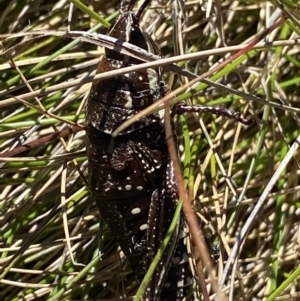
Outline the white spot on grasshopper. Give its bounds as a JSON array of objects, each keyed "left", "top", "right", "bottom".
[
  {"left": 147, "top": 68, "right": 158, "bottom": 93},
  {"left": 139, "top": 224, "right": 148, "bottom": 231},
  {"left": 125, "top": 185, "right": 132, "bottom": 190},
  {"left": 131, "top": 208, "right": 141, "bottom": 215},
  {"left": 124, "top": 91, "right": 133, "bottom": 109}
]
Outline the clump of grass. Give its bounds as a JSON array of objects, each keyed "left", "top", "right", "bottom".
[{"left": 1, "top": 1, "right": 300, "bottom": 301}]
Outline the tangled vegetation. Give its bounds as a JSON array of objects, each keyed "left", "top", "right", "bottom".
[{"left": 0, "top": 0, "right": 299, "bottom": 300}]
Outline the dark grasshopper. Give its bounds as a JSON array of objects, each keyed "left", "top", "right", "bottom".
[{"left": 86, "top": 0, "right": 252, "bottom": 300}]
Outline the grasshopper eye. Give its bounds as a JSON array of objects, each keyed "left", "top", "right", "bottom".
[{"left": 129, "top": 26, "right": 147, "bottom": 50}]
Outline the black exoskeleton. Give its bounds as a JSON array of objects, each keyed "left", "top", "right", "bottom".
[{"left": 86, "top": 0, "right": 253, "bottom": 300}]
